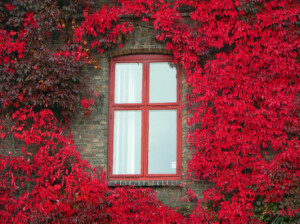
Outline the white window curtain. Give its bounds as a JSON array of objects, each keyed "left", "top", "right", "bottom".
[
  {"left": 115, "top": 63, "right": 142, "bottom": 104},
  {"left": 113, "top": 110, "right": 141, "bottom": 175}
]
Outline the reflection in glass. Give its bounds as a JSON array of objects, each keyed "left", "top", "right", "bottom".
[
  {"left": 148, "top": 110, "right": 177, "bottom": 174},
  {"left": 150, "top": 62, "right": 177, "bottom": 103},
  {"left": 113, "top": 110, "right": 141, "bottom": 175},
  {"left": 115, "top": 63, "right": 142, "bottom": 103}
]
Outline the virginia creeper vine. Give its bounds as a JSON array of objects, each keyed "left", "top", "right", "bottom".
[{"left": 0, "top": 0, "right": 299, "bottom": 223}]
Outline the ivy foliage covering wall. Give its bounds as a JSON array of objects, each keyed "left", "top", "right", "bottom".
[{"left": 0, "top": 0, "right": 299, "bottom": 223}]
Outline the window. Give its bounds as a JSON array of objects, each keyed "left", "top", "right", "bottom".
[{"left": 108, "top": 55, "right": 182, "bottom": 180}]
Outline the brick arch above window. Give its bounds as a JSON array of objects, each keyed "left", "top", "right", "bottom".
[{"left": 108, "top": 48, "right": 171, "bottom": 59}]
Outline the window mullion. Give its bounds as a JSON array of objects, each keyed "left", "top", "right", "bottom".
[{"left": 143, "top": 61, "right": 149, "bottom": 178}]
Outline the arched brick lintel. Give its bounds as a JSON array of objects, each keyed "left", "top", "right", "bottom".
[{"left": 109, "top": 48, "right": 171, "bottom": 58}]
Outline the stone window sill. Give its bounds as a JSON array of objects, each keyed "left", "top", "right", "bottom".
[{"left": 108, "top": 180, "right": 182, "bottom": 187}]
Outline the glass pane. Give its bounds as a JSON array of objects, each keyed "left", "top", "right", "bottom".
[
  {"left": 149, "top": 62, "right": 177, "bottom": 103},
  {"left": 115, "top": 63, "right": 142, "bottom": 103},
  {"left": 113, "top": 110, "right": 141, "bottom": 175},
  {"left": 148, "top": 110, "right": 177, "bottom": 174}
]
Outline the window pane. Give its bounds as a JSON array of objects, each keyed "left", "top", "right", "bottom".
[
  {"left": 113, "top": 110, "right": 141, "bottom": 175},
  {"left": 115, "top": 63, "right": 142, "bottom": 103},
  {"left": 149, "top": 62, "right": 177, "bottom": 103},
  {"left": 148, "top": 110, "right": 177, "bottom": 174}
]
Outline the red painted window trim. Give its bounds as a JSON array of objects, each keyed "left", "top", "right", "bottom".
[{"left": 108, "top": 54, "right": 182, "bottom": 180}]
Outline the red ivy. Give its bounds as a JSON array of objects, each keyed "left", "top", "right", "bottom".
[
  {"left": 0, "top": 107, "right": 185, "bottom": 223},
  {"left": 0, "top": 0, "right": 299, "bottom": 223}
]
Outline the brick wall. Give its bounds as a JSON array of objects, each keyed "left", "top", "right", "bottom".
[
  {"left": 69, "top": 23, "right": 209, "bottom": 209},
  {"left": 0, "top": 3, "right": 209, "bottom": 210}
]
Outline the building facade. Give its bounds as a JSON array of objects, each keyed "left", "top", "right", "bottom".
[{"left": 69, "top": 24, "right": 209, "bottom": 207}]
